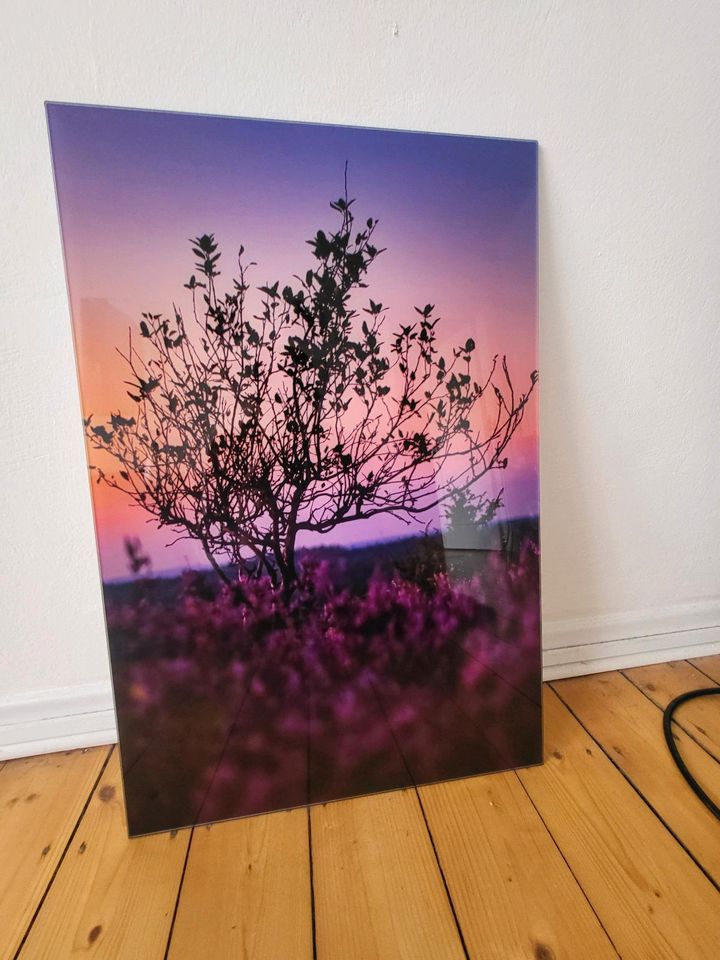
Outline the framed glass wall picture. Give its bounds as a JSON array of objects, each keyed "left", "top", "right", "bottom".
[{"left": 48, "top": 103, "right": 540, "bottom": 836}]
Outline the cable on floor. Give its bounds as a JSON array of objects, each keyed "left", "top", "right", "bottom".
[{"left": 663, "top": 687, "right": 720, "bottom": 821}]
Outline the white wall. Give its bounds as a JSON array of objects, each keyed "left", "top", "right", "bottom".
[{"left": 1, "top": 1, "right": 719, "bottom": 750}]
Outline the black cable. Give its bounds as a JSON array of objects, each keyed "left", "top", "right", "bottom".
[{"left": 663, "top": 687, "right": 720, "bottom": 820}]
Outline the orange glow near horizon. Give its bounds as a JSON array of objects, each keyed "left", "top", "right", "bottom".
[{"left": 50, "top": 105, "right": 538, "bottom": 580}]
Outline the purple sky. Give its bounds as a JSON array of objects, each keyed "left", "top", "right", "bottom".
[{"left": 48, "top": 103, "right": 538, "bottom": 579}]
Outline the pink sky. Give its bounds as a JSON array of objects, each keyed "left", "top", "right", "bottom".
[{"left": 49, "top": 104, "right": 538, "bottom": 580}]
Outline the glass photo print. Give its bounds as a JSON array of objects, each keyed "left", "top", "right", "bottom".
[{"left": 48, "top": 103, "right": 541, "bottom": 836}]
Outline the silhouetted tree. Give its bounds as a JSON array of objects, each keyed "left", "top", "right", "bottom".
[
  {"left": 86, "top": 182, "right": 537, "bottom": 589},
  {"left": 444, "top": 488, "right": 503, "bottom": 543},
  {"left": 123, "top": 535, "right": 151, "bottom": 577}
]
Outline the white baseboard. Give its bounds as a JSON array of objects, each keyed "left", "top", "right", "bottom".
[
  {"left": 542, "top": 599, "right": 720, "bottom": 680},
  {"left": 0, "top": 682, "right": 117, "bottom": 761},
  {"left": 1, "top": 600, "right": 719, "bottom": 760}
]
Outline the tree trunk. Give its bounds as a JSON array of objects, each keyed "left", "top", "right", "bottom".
[
  {"left": 283, "top": 534, "right": 298, "bottom": 591},
  {"left": 200, "top": 539, "right": 232, "bottom": 586}
]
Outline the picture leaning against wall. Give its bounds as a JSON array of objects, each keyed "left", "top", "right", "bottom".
[{"left": 47, "top": 102, "right": 541, "bottom": 836}]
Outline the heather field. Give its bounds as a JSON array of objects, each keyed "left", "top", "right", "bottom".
[{"left": 105, "top": 532, "right": 541, "bottom": 836}]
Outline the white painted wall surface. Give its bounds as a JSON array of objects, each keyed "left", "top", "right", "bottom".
[{"left": 1, "top": 1, "right": 719, "bottom": 753}]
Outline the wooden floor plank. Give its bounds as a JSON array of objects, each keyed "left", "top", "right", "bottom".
[
  {"left": 18, "top": 749, "right": 190, "bottom": 960},
  {"left": 311, "top": 789, "right": 466, "bottom": 960},
  {"left": 518, "top": 687, "right": 720, "bottom": 960},
  {"left": 419, "top": 772, "right": 618, "bottom": 960},
  {"left": 623, "top": 659, "right": 720, "bottom": 761},
  {"left": 6, "top": 664, "right": 720, "bottom": 959},
  {"left": 553, "top": 670, "right": 720, "bottom": 884},
  {"left": 0, "top": 746, "right": 110, "bottom": 960},
  {"left": 168, "top": 808, "right": 313, "bottom": 960},
  {"left": 689, "top": 653, "right": 720, "bottom": 685}
]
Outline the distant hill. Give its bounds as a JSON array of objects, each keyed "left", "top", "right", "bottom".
[{"left": 104, "top": 516, "right": 539, "bottom": 601}]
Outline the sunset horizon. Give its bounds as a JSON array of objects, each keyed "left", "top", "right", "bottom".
[{"left": 49, "top": 103, "right": 538, "bottom": 581}]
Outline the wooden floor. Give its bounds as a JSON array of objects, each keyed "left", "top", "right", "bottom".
[{"left": 2, "top": 656, "right": 720, "bottom": 959}]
